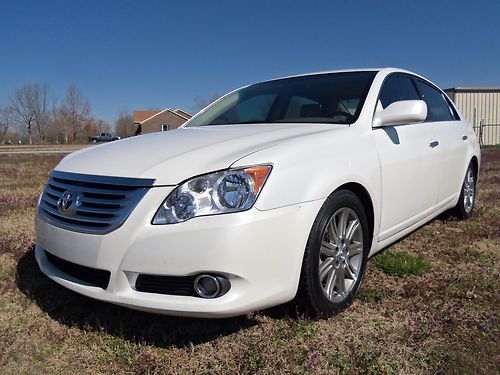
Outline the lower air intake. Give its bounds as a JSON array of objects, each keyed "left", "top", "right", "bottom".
[{"left": 45, "top": 250, "right": 111, "bottom": 289}]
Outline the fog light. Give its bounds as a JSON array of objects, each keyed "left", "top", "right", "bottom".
[
  {"left": 193, "top": 274, "right": 231, "bottom": 298},
  {"left": 194, "top": 275, "right": 220, "bottom": 298}
]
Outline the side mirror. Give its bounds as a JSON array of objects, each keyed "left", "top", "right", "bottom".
[{"left": 373, "top": 100, "right": 427, "bottom": 127}]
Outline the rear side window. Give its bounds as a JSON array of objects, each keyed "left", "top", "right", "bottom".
[
  {"left": 415, "top": 80, "right": 454, "bottom": 122},
  {"left": 379, "top": 76, "right": 420, "bottom": 109}
]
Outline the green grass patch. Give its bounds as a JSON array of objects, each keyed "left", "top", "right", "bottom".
[
  {"left": 243, "top": 338, "right": 266, "bottom": 372},
  {"left": 373, "top": 250, "right": 431, "bottom": 277},
  {"left": 326, "top": 350, "right": 352, "bottom": 374},
  {"left": 289, "top": 319, "right": 317, "bottom": 340},
  {"left": 358, "top": 289, "right": 384, "bottom": 302},
  {"left": 98, "top": 336, "right": 139, "bottom": 367},
  {"left": 481, "top": 144, "right": 500, "bottom": 150}
]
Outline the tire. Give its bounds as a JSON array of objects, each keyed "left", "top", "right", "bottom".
[
  {"left": 454, "top": 163, "right": 477, "bottom": 220},
  {"left": 296, "top": 190, "right": 370, "bottom": 317}
]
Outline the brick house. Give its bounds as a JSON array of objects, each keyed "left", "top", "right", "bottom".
[{"left": 133, "top": 108, "right": 192, "bottom": 135}]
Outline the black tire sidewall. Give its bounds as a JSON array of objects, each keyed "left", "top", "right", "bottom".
[{"left": 299, "top": 190, "right": 370, "bottom": 317}]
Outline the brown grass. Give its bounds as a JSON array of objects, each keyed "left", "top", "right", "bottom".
[
  {"left": 0, "top": 151, "right": 499, "bottom": 374},
  {"left": 0, "top": 144, "right": 89, "bottom": 154}
]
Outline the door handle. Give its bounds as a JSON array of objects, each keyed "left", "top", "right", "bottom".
[
  {"left": 429, "top": 140, "right": 439, "bottom": 148},
  {"left": 462, "top": 135, "right": 468, "bottom": 141}
]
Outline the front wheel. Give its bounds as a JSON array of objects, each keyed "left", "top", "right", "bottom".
[
  {"left": 454, "top": 163, "right": 477, "bottom": 219},
  {"left": 296, "top": 190, "right": 370, "bottom": 317}
]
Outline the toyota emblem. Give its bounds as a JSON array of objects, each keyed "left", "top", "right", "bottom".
[{"left": 57, "top": 191, "right": 74, "bottom": 213}]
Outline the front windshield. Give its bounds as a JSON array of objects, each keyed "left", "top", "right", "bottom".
[{"left": 186, "top": 71, "right": 377, "bottom": 127}]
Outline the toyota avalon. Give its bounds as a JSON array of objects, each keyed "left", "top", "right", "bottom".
[{"left": 35, "top": 68, "right": 480, "bottom": 317}]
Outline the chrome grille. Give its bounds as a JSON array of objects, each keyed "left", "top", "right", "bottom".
[{"left": 38, "top": 170, "right": 155, "bottom": 234}]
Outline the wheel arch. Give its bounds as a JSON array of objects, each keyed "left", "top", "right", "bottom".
[
  {"left": 333, "top": 182, "right": 375, "bottom": 249},
  {"left": 295, "top": 181, "right": 376, "bottom": 315}
]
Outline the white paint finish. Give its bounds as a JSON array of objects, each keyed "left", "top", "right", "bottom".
[
  {"left": 36, "top": 199, "right": 324, "bottom": 318},
  {"left": 234, "top": 123, "right": 381, "bottom": 214},
  {"left": 35, "top": 68, "right": 481, "bottom": 317},
  {"left": 372, "top": 122, "right": 441, "bottom": 240},
  {"left": 433, "top": 120, "right": 470, "bottom": 203},
  {"left": 373, "top": 100, "right": 427, "bottom": 127},
  {"left": 56, "top": 124, "right": 342, "bottom": 185}
]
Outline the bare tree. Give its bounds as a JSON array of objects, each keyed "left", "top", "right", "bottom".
[
  {"left": 50, "top": 108, "right": 68, "bottom": 144},
  {"left": 0, "top": 106, "right": 15, "bottom": 141},
  {"left": 61, "top": 85, "right": 91, "bottom": 143},
  {"left": 10, "top": 84, "right": 38, "bottom": 144},
  {"left": 90, "top": 118, "right": 111, "bottom": 134},
  {"left": 9, "top": 83, "right": 53, "bottom": 144},
  {"left": 32, "top": 83, "right": 52, "bottom": 142},
  {"left": 114, "top": 109, "right": 134, "bottom": 138}
]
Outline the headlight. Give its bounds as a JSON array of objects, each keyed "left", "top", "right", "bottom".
[{"left": 152, "top": 165, "right": 272, "bottom": 224}]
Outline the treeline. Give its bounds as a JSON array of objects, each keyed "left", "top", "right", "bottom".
[{"left": 0, "top": 83, "right": 134, "bottom": 145}]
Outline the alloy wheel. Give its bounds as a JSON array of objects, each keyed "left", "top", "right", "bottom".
[
  {"left": 463, "top": 167, "right": 475, "bottom": 214},
  {"left": 319, "top": 207, "right": 363, "bottom": 302}
]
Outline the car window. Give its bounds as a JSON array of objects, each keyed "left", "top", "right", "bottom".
[
  {"left": 379, "top": 75, "right": 420, "bottom": 109},
  {"left": 211, "top": 94, "right": 277, "bottom": 124},
  {"left": 187, "top": 71, "right": 377, "bottom": 126},
  {"left": 284, "top": 96, "right": 319, "bottom": 118},
  {"left": 415, "top": 80, "right": 455, "bottom": 122},
  {"left": 339, "top": 99, "right": 359, "bottom": 115}
]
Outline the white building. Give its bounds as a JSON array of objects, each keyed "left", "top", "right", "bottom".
[{"left": 444, "top": 87, "right": 500, "bottom": 146}]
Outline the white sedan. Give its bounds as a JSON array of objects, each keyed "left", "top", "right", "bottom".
[{"left": 35, "top": 68, "right": 480, "bottom": 317}]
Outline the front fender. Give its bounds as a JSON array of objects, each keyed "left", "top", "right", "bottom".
[{"left": 231, "top": 127, "right": 381, "bottom": 226}]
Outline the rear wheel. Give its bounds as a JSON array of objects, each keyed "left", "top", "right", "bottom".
[
  {"left": 454, "top": 163, "right": 476, "bottom": 219},
  {"left": 297, "top": 190, "right": 369, "bottom": 317}
]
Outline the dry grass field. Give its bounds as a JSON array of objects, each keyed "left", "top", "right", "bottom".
[
  {"left": 0, "top": 144, "right": 90, "bottom": 155},
  {"left": 0, "top": 150, "right": 498, "bottom": 374}
]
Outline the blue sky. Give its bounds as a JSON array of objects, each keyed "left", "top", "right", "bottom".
[{"left": 1, "top": 0, "right": 499, "bottom": 125}]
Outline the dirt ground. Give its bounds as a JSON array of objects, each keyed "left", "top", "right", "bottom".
[{"left": 0, "top": 150, "right": 498, "bottom": 374}]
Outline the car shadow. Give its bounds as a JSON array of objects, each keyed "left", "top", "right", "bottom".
[{"left": 16, "top": 247, "right": 259, "bottom": 349}]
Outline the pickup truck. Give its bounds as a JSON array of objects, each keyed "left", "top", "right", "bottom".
[{"left": 89, "top": 133, "right": 121, "bottom": 143}]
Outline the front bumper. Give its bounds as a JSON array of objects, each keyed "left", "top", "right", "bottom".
[{"left": 35, "top": 185, "right": 323, "bottom": 317}]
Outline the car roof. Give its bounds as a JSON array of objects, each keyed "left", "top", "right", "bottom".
[{"left": 262, "top": 67, "right": 418, "bottom": 82}]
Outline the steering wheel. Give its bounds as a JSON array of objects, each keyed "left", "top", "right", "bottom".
[{"left": 329, "top": 111, "right": 355, "bottom": 122}]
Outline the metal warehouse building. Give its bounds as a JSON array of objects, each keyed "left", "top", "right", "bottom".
[{"left": 444, "top": 87, "right": 500, "bottom": 146}]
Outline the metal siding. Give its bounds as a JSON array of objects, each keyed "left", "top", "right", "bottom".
[{"left": 450, "top": 91, "right": 500, "bottom": 145}]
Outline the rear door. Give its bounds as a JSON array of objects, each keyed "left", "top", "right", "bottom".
[
  {"left": 413, "top": 79, "right": 469, "bottom": 204},
  {"left": 372, "top": 74, "right": 440, "bottom": 241}
]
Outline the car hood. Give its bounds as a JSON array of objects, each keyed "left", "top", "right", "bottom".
[{"left": 56, "top": 124, "right": 345, "bottom": 185}]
